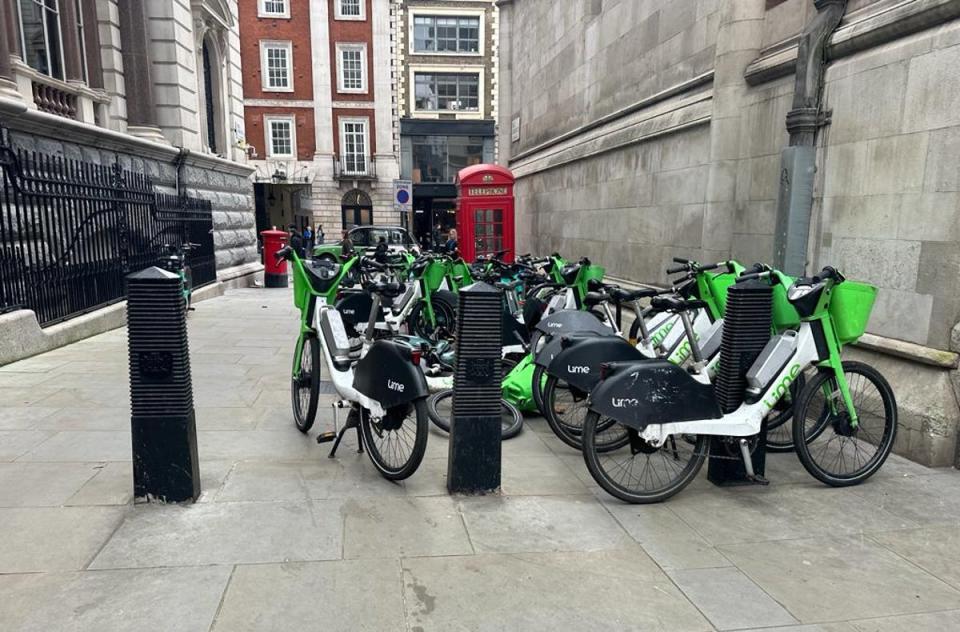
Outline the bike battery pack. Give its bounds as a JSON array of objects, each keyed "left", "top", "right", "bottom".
[
  {"left": 321, "top": 309, "right": 357, "bottom": 368},
  {"left": 745, "top": 330, "right": 799, "bottom": 400}
]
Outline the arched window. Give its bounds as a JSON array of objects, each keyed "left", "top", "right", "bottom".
[{"left": 192, "top": 0, "right": 232, "bottom": 154}]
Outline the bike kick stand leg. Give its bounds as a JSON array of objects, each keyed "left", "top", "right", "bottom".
[
  {"left": 322, "top": 404, "right": 363, "bottom": 457},
  {"left": 707, "top": 419, "right": 770, "bottom": 487}
]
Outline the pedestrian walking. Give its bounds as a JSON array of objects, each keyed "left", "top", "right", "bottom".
[
  {"left": 444, "top": 228, "right": 458, "bottom": 254},
  {"left": 303, "top": 225, "right": 313, "bottom": 254}
]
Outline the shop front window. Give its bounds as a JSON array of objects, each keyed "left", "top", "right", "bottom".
[{"left": 410, "top": 135, "right": 484, "bottom": 183}]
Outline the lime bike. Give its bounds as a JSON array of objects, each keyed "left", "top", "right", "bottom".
[
  {"left": 582, "top": 265, "right": 897, "bottom": 503},
  {"left": 279, "top": 246, "right": 429, "bottom": 480}
]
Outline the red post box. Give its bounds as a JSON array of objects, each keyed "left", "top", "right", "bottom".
[
  {"left": 261, "top": 229, "right": 289, "bottom": 288},
  {"left": 455, "top": 165, "right": 515, "bottom": 263}
]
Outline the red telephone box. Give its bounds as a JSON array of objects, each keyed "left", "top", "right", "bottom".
[{"left": 455, "top": 164, "right": 515, "bottom": 263}]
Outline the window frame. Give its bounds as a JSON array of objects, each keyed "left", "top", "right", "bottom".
[
  {"left": 264, "top": 115, "right": 297, "bottom": 158},
  {"left": 409, "top": 8, "right": 484, "bottom": 57},
  {"left": 411, "top": 70, "right": 483, "bottom": 117},
  {"left": 259, "top": 0, "right": 290, "bottom": 19},
  {"left": 334, "top": 0, "right": 365, "bottom": 21},
  {"left": 18, "top": 0, "right": 67, "bottom": 80},
  {"left": 335, "top": 42, "right": 367, "bottom": 94},
  {"left": 260, "top": 40, "right": 294, "bottom": 92},
  {"left": 338, "top": 116, "right": 370, "bottom": 175}
]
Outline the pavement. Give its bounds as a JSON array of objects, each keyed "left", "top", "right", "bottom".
[{"left": 2, "top": 287, "right": 960, "bottom": 631}]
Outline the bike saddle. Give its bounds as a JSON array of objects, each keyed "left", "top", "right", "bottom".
[
  {"left": 561, "top": 264, "right": 581, "bottom": 285},
  {"left": 650, "top": 296, "right": 707, "bottom": 313},
  {"left": 368, "top": 281, "right": 406, "bottom": 298},
  {"left": 305, "top": 259, "right": 341, "bottom": 292},
  {"left": 583, "top": 291, "right": 607, "bottom": 308},
  {"left": 610, "top": 287, "right": 658, "bottom": 303}
]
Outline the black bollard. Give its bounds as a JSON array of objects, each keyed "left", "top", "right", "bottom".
[
  {"left": 126, "top": 267, "right": 200, "bottom": 503},
  {"left": 447, "top": 282, "right": 503, "bottom": 494}
]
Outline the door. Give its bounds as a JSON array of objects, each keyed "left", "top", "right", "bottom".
[
  {"left": 473, "top": 207, "right": 504, "bottom": 258},
  {"left": 341, "top": 206, "right": 373, "bottom": 230}
]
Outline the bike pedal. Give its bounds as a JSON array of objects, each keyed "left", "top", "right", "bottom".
[{"left": 316, "top": 431, "right": 337, "bottom": 444}]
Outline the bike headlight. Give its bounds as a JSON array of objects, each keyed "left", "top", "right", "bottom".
[{"left": 788, "top": 284, "right": 817, "bottom": 301}]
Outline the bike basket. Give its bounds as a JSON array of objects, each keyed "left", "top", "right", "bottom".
[
  {"left": 829, "top": 281, "right": 877, "bottom": 344},
  {"left": 423, "top": 262, "right": 447, "bottom": 292},
  {"left": 292, "top": 265, "right": 309, "bottom": 310},
  {"left": 581, "top": 264, "right": 606, "bottom": 285},
  {"left": 705, "top": 271, "right": 736, "bottom": 314}
]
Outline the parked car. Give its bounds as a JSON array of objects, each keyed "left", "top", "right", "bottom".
[{"left": 313, "top": 225, "right": 419, "bottom": 260}]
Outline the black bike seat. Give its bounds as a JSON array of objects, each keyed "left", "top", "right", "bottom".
[
  {"left": 583, "top": 291, "right": 607, "bottom": 307},
  {"left": 615, "top": 287, "right": 658, "bottom": 302},
  {"left": 368, "top": 281, "right": 406, "bottom": 298},
  {"left": 650, "top": 296, "right": 707, "bottom": 313}
]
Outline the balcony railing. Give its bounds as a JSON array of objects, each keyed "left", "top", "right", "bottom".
[
  {"left": 31, "top": 80, "right": 79, "bottom": 120},
  {"left": 333, "top": 155, "right": 376, "bottom": 180}
]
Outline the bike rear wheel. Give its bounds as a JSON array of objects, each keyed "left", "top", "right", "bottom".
[
  {"left": 360, "top": 398, "right": 429, "bottom": 480},
  {"left": 291, "top": 334, "right": 320, "bottom": 433},
  {"left": 531, "top": 364, "right": 548, "bottom": 417},
  {"left": 543, "top": 375, "right": 629, "bottom": 452},
  {"left": 793, "top": 361, "right": 897, "bottom": 487},
  {"left": 426, "top": 389, "right": 524, "bottom": 440},
  {"left": 410, "top": 298, "right": 456, "bottom": 340},
  {"left": 582, "top": 412, "right": 706, "bottom": 504}
]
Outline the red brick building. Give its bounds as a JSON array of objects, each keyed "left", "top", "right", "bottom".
[{"left": 240, "top": 0, "right": 399, "bottom": 236}]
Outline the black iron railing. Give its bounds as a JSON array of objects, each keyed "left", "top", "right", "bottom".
[
  {"left": 333, "top": 154, "right": 376, "bottom": 180},
  {"left": 0, "top": 128, "right": 217, "bottom": 327}
]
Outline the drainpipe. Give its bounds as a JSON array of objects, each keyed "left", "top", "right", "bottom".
[
  {"left": 773, "top": 0, "right": 847, "bottom": 276},
  {"left": 174, "top": 147, "right": 190, "bottom": 197}
]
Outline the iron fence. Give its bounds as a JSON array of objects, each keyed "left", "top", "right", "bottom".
[{"left": 0, "top": 129, "right": 217, "bottom": 326}]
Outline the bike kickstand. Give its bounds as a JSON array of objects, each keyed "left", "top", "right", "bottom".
[
  {"left": 738, "top": 438, "right": 770, "bottom": 486},
  {"left": 327, "top": 408, "right": 360, "bottom": 458}
]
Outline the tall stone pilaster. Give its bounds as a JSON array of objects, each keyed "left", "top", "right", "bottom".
[
  {"left": 0, "top": 0, "right": 23, "bottom": 101},
  {"left": 118, "top": 0, "right": 167, "bottom": 143},
  {"left": 700, "top": 0, "right": 767, "bottom": 260}
]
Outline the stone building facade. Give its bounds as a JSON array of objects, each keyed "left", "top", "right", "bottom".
[
  {"left": 0, "top": 0, "right": 259, "bottom": 274},
  {"left": 239, "top": 0, "right": 400, "bottom": 236},
  {"left": 498, "top": 0, "right": 960, "bottom": 466}
]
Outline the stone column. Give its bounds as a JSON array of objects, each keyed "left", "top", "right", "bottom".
[
  {"left": 5, "top": 0, "right": 20, "bottom": 58},
  {"left": 60, "top": 0, "right": 84, "bottom": 82},
  {"left": 117, "top": 0, "right": 166, "bottom": 142},
  {"left": 0, "top": 0, "right": 23, "bottom": 101},
  {"left": 496, "top": 0, "right": 513, "bottom": 164},
  {"left": 700, "top": 0, "right": 767, "bottom": 260},
  {"left": 81, "top": 0, "right": 103, "bottom": 89}
]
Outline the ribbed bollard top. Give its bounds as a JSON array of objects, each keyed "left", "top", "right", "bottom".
[
  {"left": 452, "top": 282, "right": 504, "bottom": 418},
  {"left": 126, "top": 267, "right": 194, "bottom": 417}
]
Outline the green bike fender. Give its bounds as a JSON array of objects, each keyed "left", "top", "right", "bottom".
[{"left": 501, "top": 354, "right": 540, "bottom": 412}]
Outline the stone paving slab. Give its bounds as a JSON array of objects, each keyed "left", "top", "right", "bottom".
[{"left": 1, "top": 286, "right": 960, "bottom": 631}]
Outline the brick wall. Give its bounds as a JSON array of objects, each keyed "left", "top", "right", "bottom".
[
  {"left": 245, "top": 106, "right": 317, "bottom": 160},
  {"left": 239, "top": 0, "right": 315, "bottom": 101},
  {"left": 328, "top": 0, "right": 375, "bottom": 103}
]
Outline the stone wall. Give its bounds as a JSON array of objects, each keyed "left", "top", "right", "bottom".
[{"left": 500, "top": 0, "right": 960, "bottom": 466}]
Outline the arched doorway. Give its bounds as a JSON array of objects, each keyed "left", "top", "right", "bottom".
[{"left": 341, "top": 189, "right": 373, "bottom": 229}]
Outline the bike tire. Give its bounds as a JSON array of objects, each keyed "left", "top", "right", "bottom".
[
  {"left": 792, "top": 361, "right": 897, "bottom": 487},
  {"left": 427, "top": 389, "right": 524, "bottom": 440},
  {"left": 531, "top": 364, "right": 548, "bottom": 417},
  {"left": 360, "top": 398, "right": 429, "bottom": 480},
  {"left": 409, "top": 298, "right": 456, "bottom": 340},
  {"left": 290, "top": 334, "right": 320, "bottom": 433},
  {"left": 582, "top": 412, "right": 706, "bottom": 504},
  {"left": 543, "top": 375, "right": 629, "bottom": 452}
]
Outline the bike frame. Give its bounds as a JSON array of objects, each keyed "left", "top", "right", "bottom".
[{"left": 637, "top": 275, "right": 858, "bottom": 446}]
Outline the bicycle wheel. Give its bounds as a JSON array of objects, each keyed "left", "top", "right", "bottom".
[
  {"left": 410, "top": 299, "right": 456, "bottom": 340},
  {"left": 427, "top": 389, "right": 524, "bottom": 440},
  {"left": 531, "top": 364, "right": 548, "bottom": 416},
  {"left": 764, "top": 371, "right": 807, "bottom": 452},
  {"left": 543, "top": 375, "right": 629, "bottom": 452},
  {"left": 793, "top": 361, "right": 897, "bottom": 487},
  {"left": 582, "top": 412, "right": 707, "bottom": 504},
  {"left": 290, "top": 334, "right": 320, "bottom": 433},
  {"left": 360, "top": 398, "right": 429, "bottom": 480}
]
